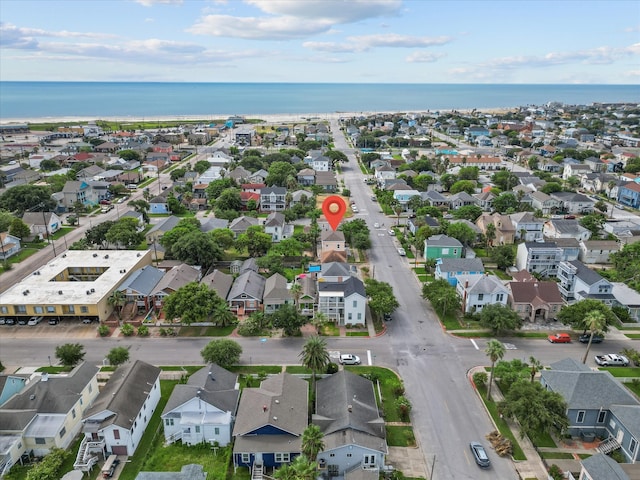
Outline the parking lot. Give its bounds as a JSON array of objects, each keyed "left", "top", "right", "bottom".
[{"left": 0, "top": 321, "right": 98, "bottom": 339}]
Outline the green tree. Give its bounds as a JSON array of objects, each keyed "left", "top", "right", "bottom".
[
  {"left": 498, "top": 381, "right": 568, "bottom": 439},
  {"left": 449, "top": 180, "right": 476, "bottom": 195},
  {"left": 479, "top": 304, "right": 523, "bottom": 334},
  {"left": 118, "top": 149, "right": 141, "bottom": 162},
  {"left": 236, "top": 225, "right": 273, "bottom": 257},
  {"left": 209, "top": 228, "right": 235, "bottom": 250},
  {"left": 107, "top": 346, "right": 130, "bottom": 367},
  {"left": 0, "top": 184, "right": 56, "bottom": 214},
  {"left": 422, "top": 279, "right": 460, "bottom": 317},
  {"left": 171, "top": 230, "right": 223, "bottom": 271},
  {"left": 86, "top": 220, "right": 116, "bottom": 248},
  {"left": 365, "top": 278, "right": 399, "bottom": 317},
  {"left": 105, "top": 217, "right": 144, "bottom": 249},
  {"left": 205, "top": 178, "right": 236, "bottom": 200},
  {"left": 610, "top": 241, "right": 640, "bottom": 290},
  {"left": 25, "top": 448, "right": 68, "bottom": 480},
  {"left": 164, "top": 282, "right": 231, "bottom": 325},
  {"left": 484, "top": 222, "right": 497, "bottom": 248},
  {"left": 107, "top": 290, "right": 126, "bottom": 321},
  {"left": 492, "top": 193, "right": 519, "bottom": 213},
  {"left": 485, "top": 339, "right": 505, "bottom": 400},
  {"left": 301, "top": 424, "right": 325, "bottom": 462},
  {"left": 491, "top": 170, "right": 519, "bottom": 191},
  {"left": 557, "top": 299, "right": 616, "bottom": 333},
  {"left": 540, "top": 182, "right": 563, "bottom": 194},
  {"left": 446, "top": 222, "right": 476, "bottom": 246},
  {"left": 270, "top": 304, "right": 306, "bottom": 336},
  {"left": 216, "top": 188, "right": 242, "bottom": 212},
  {"left": 55, "top": 343, "right": 86, "bottom": 367},
  {"left": 129, "top": 199, "right": 150, "bottom": 223},
  {"left": 452, "top": 205, "right": 483, "bottom": 222},
  {"left": 581, "top": 310, "right": 607, "bottom": 364},
  {"left": 0, "top": 210, "right": 14, "bottom": 232},
  {"left": 528, "top": 356, "right": 543, "bottom": 383},
  {"left": 579, "top": 213, "right": 605, "bottom": 238},
  {"left": 9, "top": 218, "right": 31, "bottom": 239},
  {"left": 266, "top": 161, "right": 297, "bottom": 187},
  {"left": 489, "top": 245, "right": 516, "bottom": 270},
  {"left": 458, "top": 166, "right": 480, "bottom": 180},
  {"left": 493, "top": 359, "right": 530, "bottom": 393},
  {"left": 201, "top": 339, "right": 242, "bottom": 368},
  {"left": 299, "top": 336, "right": 330, "bottom": 394}
]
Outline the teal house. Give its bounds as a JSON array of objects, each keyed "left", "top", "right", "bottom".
[{"left": 424, "top": 234, "right": 463, "bottom": 260}]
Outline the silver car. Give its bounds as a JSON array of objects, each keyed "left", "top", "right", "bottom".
[{"left": 339, "top": 354, "right": 361, "bottom": 365}]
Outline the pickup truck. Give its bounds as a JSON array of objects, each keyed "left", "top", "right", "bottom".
[{"left": 594, "top": 354, "right": 630, "bottom": 366}]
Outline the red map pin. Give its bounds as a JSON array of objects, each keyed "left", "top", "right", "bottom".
[{"left": 322, "top": 195, "right": 347, "bottom": 231}]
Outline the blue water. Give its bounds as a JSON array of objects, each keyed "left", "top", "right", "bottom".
[{"left": 0, "top": 82, "right": 638, "bottom": 119}]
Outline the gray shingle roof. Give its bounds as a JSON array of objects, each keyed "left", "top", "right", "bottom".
[
  {"left": 425, "top": 234, "right": 463, "bottom": 248},
  {"left": 227, "top": 270, "right": 266, "bottom": 301},
  {"left": 567, "top": 260, "right": 606, "bottom": 286},
  {"left": 162, "top": 364, "right": 239, "bottom": 416},
  {"left": 263, "top": 273, "right": 291, "bottom": 302},
  {"left": 200, "top": 269, "right": 234, "bottom": 300},
  {"left": 320, "top": 262, "right": 351, "bottom": 278},
  {"left": 437, "top": 258, "right": 484, "bottom": 273},
  {"left": 83, "top": 360, "right": 160, "bottom": 430},
  {"left": 152, "top": 264, "right": 200, "bottom": 294},
  {"left": 147, "top": 216, "right": 181, "bottom": 236},
  {"left": 609, "top": 404, "right": 640, "bottom": 440},
  {"left": 118, "top": 265, "right": 164, "bottom": 296},
  {"left": 580, "top": 453, "right": 631, "bottom": 480},
  {"left": 317, "top": 276, "right": 366, "bottom": 297}
]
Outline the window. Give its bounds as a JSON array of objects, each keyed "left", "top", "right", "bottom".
[
  {"left": 597, "top": 411, "right": 606, "bottom": 423},
  {"left": 80, "top": 306, "right": 88, "bottom": 313},
  {"left": 576, "top": 411, "right": 585, "bottom": 423},
  {"left": 113, "top": 429, "right": 120, "bottom": 440},
  {"left": 195, "top": 426, "right": 201, "bottom": 433},
  {"left": 16, "top": 305, "right": 27, "bottom": 313},
  {"left": 348, "top": 313, "right": 352, "bottom": 320},
  {"left": 275, "top": 453, "right": 290, "bottom": 463},
  {"left": 630, "top": 438, "right": 637, "bottom": 454},
  {"left": 60, "top": 427, "right": 66, "bottom": 438},
  {"left": 34, "top": 306, "right": 44, "bottom": 314},
  {"left": 214, "top": 427, "right": 219, "bottom": 435},
  {"left": 442, "top": 248, "right": 449, "bottom": 255},
  {"left": 67, "top": 305, "right": 75, "bottom": 313},
  {"left": 72, "top": 409, "right": 76, "bottom": 419},
  {"left": 478, "top": 294, "right": 484, "bottom": 301},
  {"left": 88, "top": 384, "right": 92, "bottom": 393},
  {"left": 353, "top": 300, "right": 357, "bottom": 308},
  {"left": 496, "top": 294, "right": 504, "bottom": 302},
  {"left": 0, "top": 306, "right": 6, "bottom": 314},
  {"left": 46, "top": 306, "right": 56, "bottom": 313},
  {"left": 166, "top": 419, "right": 174, "bottom": 426},
  {"left": 241, "top": 453, "right": 250, "bottom": 463},
  {"left": 346, "top": 453, "right": 352, "bottom": 458},
  {"left": 35, "top": 438, "right": 46, "bottom": 445},
  {"left": 357, "top": 313, "right": 362, "bottom": 320}
]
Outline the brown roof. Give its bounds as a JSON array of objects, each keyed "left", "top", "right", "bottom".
[
  {"left": 321, "top": 250, "right": 348, "bottom": 264},
  {"left": 509, "top": 281, "right": 563, "bottom": 304},
  {"left": 510, "top": 270, "right": 536, "bottom": 282}
]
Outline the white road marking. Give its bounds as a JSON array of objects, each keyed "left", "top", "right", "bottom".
[
  {"left": 367, "top": 350, "right": 372, "bottom": 365},
  {"left": 470, "top": 339, "right": 479, "bottom": 350}
]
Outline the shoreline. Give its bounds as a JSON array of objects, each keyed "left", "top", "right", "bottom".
[{"left": 0, "top": 108, "right": 515, "bottom": 125}]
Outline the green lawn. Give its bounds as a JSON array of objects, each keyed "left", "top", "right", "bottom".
[
  {"left": 598, "top": 367, "right": 640, "bottom": 377},
  {"left": 488, "top": 269, "right": 512, "bottom": 280},
  {"left": 625, "top": 334, "right": 640, "bottom": 339},
  {"left": 386, "top": 426, "right": 416, "bottom": 447},
  {"left": 318, "top": 323, "right": 340, "bottom": 336},
  {"left": 177, "top": 325, "right": 237, "bottom": 337},
  {"left": 138, "top": 442, "right": 231, "bottom": 480},
  {"left": 529, "top": 430, "right": 557, "bottom": 448},
  {"left": 346, "top": 331, "right": 368, "bottom": 337},
  {"left": 539, "top": 452, "right": 575, "bottom": 459},
  {"left": 285, "top": 366, "right": 312, "bottom": 374}
]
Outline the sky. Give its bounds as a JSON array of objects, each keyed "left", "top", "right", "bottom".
[{"left": 0, "top": 0, "right": 639, "bottom": 84}]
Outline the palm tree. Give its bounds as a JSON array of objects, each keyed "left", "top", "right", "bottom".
[
  {"left": 581, "top": 310, "right": 607, "bottom": 364},
  {"left": 107, "top": 290, "right": 126, "bottom": 323},
  {"left": 528, "top": 356, "right": 543, "bottom": 383},
  {"left": 299, "top": 336, "right": 330, "bottom": 395},
  {"left": 212, "top": 303, "right": 236, "bottom": 327},
  {"left": 290, "top": 283, "right": 303, "bottom": 311},
  {"left": 485, "top": 339, "right": 506, "bottom": 400},
  {"left": 301, "top": 424, "right": 324, "bottom": 461},
  {"left": 485, "top": 223, "right": 496, "bottom": 249},
  {"left": 291, "top": 455, "right": 317, "bottom": 480}
]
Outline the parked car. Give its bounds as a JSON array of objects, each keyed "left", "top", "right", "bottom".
[
  {"left": 48, "top": 318, "right": 60, "bottom": 325},
  {"left": 339, "top": 354, "right": 361, "bottom": 365},
  {"left": 371, "top": 196, "right": 377, "bottom": 202},
  {"left": 388, "top": 229, "right": 395, "bottom": 236},
  {"left": 579, "top": 333, "right": 603, "bottom": 344},
  {"left": 101, "top": 205, "right": 114, "bottom": 213},
  {"left": 594, "top": 354, "right": 629, "bottom": 366},
  {"left": 383, "top": 313, "right": 393, "bottom": 321},
  {"left": 4, "top": 318, "right": 16, "bottom": 325},
  {"left": 0, "top": 318, "right": 5, "bottom": 325},
  {"left": 548, "top": 333, "right": 571, "bottom": 343},
  {"left": 374, "top": 222, "right": 380, "bottom": 228},
  {"left": 18, "top": 319, "right": 28, "bottom": 325},
  {"left": 397, "top": 248, "right": 406, "bottom": 256},
  {"left": 82, "top": 318, "right": 94, "bottom": 324},
  {"left": 99, "top": 199, "right": 111, "bottom": 205},
  {"left": 470, "top": 441, "right": 491, "bottom": 468},
  {"left": 27, "top": 316, "right": 43, "bottom": 326}
]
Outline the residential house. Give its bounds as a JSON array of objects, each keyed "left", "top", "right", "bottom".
[
  {"left": 0, "top": 363, "right": 99, "bottom": 476},
  {"left": 232, "top": 373, "right": 308, "bottom": 471},
  {"left": 456, "top": 274, "right": 509, "bottom": 314},
  {"left": 421, "top": 190, "right": 449, "bottom": 207},
  {"left": 235, "top": 128, "right": 256, "bottom": 146},
  {"left": 162, "top": 364, "right": 240, "bottom": 447},
  {"left": 200, "top": 218, "right": 230, "bottom": 234},
  {"left": 290, "top": 190, "right": 313, "bottom": 207},
  {"left": 297, "top": 168, "right": 315, "bottom": 186},
  {"left": 544, "top": 219, "right": 591, "bottom": 242},
  {"left": 612, "top": 282, "right": 640, "bottom": 322},
  {"left": 529, "top": 191, "right": 561, "bottom": 215},
  {"left": 515, "top": 242, "right": 563, "bottom": 277},
  {"left": 248, "top": 169, "right": 269, "bottom": 184},
  {"left": 0, "top": 232, "right": 21, "bottom": 260},
  {"left": 319, "top": 262, "right": 353, "bottom": 283},
  {"left": 473, "top": 191, "right": 495, "bottom": 211},
  {"left": 423, "top": 235, "right": 463, "bottom": 260},
  {"left": 80, "top": 360, "right": 160, "bottom": 457},
  {"left": 117, "top": 265, "right": 165, "bottom": 312},
  {"left": 121, "top": 210, "right": 145, "bottom": 232},
  {"left": 509, "top": 212, "right": 545, "bottom": 242},
  {"left": 540, "top": 358, "right": 640, "bottom": 463},
  {"left": 393, "top": 189, "right": 421, "bottom": 208},
  {"left": 312, "top": 155, "right": 331, "bottom": 172},
  {"left": 228, "top": 166, "right": 251, "bottom": 184},
  {"left": 448, "top": 192, "right": 478, "bottom": 209},
  {"left": 321, "top": 229, "right": 346, "bottom": 254},
  {"left": 446, "top": 154, "right": 503, "bottom": 170},
  {"left": 618, "top": 182, "right": 640, "bottom": 209},
  {"left": 264, "top": 212, "right": 292, "bottom": 242},
  {"left": 61, "top": 180, "right": 97, "bottom": 210},
  {"left": 407, "top": 215, "right": 440, "bottom": 235},
  {"left": 475, "top": 213, "right": 515, "bottom": 245},
  {"left": 196, "top": 270, "right": 232, "bottom": 302},
  {"left": 260, "top": 187, "right": 287, "bottom": 212},
  {"left": 227, "top": 270, "right": 266, "bottom": 316},
  {"left": 317, "top": 276, "right": 367, "bottom": 326},
  {"left": 21, "top": 211, "right": 63, "bottom": 239},
  {"left": 435, "top": 258, "right": 485, "bottom": 286},
  {"left": 149, "top": 195, "right": 170, "bottom": 215},
  {"left": 557, "top": 260, "right": 615, "bottom": 304},
  {"left": 374, "top": 166, "right": 396, "bottom": 187},
  {"left": 240, "top": 191, "right": 260, "bottom": 211},
  {"left": 508, "top": 281, "right": 563, "bottom": 322},
  {"left": 229, "top": 216, "right": 260, "bottom": 237},
  {"left": 579, "top": 453, "right": 633, "bottom": 480},
  {"left": 230, "top": 258, "right": 258, "bottom": 275},
  {"left": 562, "top": 163, "right": 592, "bottom": 180},
  {"left": 151, "top": 264, "right": 201, "bottom": 311},
  {"left": 296, "top": 275, "right": 317, "bottom": 316},
  {"left": 579, "top": 240, "right": 620, "bottom": 264},
  {"left": 262, "top": 273, "right": 293, "bottom": 315},
  {"left": 313, "top": 371, "right": 387, "bottom": 477},
  {"left": 550, "top": 192, "right": 596, "bottom": 215},
  {"left": 315, "top": 171, "right": 338, "bottom": 192},
  {"left": 145, "top": 216, "right": 181, "bottom": 244}
]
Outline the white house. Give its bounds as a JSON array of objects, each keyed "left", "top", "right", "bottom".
[
  {"left": 263, "top": 212, "right": 292, "bottom": 242},
  {"left": 162, "top": 364, "right": 240, "bottom": 447},
  {"left": 317, "top": 276, "right": 366, "bottom": 326},
  {"left": 557, "top": 260, "right": 615, "bottom": 305},
  {"left": 80, "top": 360, "right": 161, "bottom": 457},
  {"left": 456, "top": 274, "right": 509, "bottom": 314},
  {"left": 579, "top": 240, "right": 620, "bottom": 264},
  {"left": 544, "top": 219, "right": 591, "bottom": 242},
  {"left": 21, "top": 211, "right": 62, "bottom": 239},
  {"left": 509, "top": 212, "right": 545, "bottom": 242}
]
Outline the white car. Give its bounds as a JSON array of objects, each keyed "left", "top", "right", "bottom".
[
  {"left": 397, "top": 248, "right": 406, "bottom": 256},
  {"left": 373, "top": 222, "right": 380, "bottom": 228},
  {"left": 339, "top": 354, "right": 361, "bottom": 365},
  {"left": 27, "top": 316, "right": 43, "bottom": 326},
  {"left": 388, "top": 229, "right": 395, "bottom": 236}
]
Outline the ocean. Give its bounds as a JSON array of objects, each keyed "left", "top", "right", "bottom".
[{"left": 0, "top": 82, "right": 639, "bottom": 120}]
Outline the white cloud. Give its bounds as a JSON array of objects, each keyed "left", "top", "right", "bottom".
[
  {"left": 188, "top": 14, "right": 333, "bottom": 39},
  {"left": 244, "top": 0, "right": 401, "bottom": 23},
  {"left": 406, "top": 51, "right": 445, "bottom": 63},
  {"left": 134, "top": 0, "right": 183, "bottom": 6},
  {"left": 303, "top": 34, "right": 452, "bottom": 53},
  {"left": 0, "top": 22, "right": 114, "bottom": 49}
]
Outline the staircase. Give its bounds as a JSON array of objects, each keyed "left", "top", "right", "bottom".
[
  {"left": 251, "top": 462, "right": 264, "bottom": 480},
  {"left": 597, "top": 436, "right": 621, "bottom": 455},
  {"left": 73, "top": 437, "right": 103, "bottom": 472}
]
